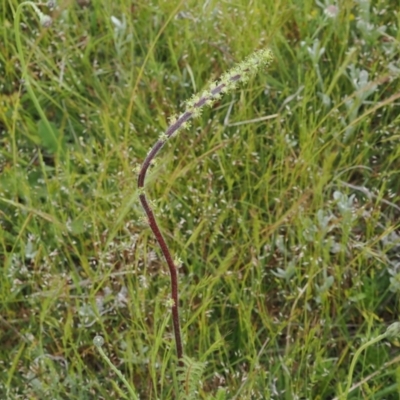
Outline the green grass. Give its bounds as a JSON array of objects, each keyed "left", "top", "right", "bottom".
[{"left": 1, "top": 0, "right": 400, "bottom": 398}]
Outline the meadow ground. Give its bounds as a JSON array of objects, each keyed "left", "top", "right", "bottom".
[{"left": 1, "top": 0, "right": 400, "bottom": 398}]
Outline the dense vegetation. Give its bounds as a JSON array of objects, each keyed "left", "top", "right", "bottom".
[{"left": 1, "top": 0, "right": 400, "bottom": 398}]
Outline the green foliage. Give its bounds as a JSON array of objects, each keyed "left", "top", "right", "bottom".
[
  {"left": 1, "top": 0, "right": 400, "bottom": 398},
  {"left": 177, "top": 356, "right": 206, "bottom": 399},
  {"left": 37, "top": 119, "right": 65, "bottom": 154}
]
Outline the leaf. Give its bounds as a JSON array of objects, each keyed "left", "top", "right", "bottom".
[
  {"left": 37, "top": 119, "right": 64, "bottom": 153},
  {"left": 177, "top": 356, "right": 205, "bottom": 400},
  {"left": 70, "top": 219, "right": 86, "bottom": 235}
]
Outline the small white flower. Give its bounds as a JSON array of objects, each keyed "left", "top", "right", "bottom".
[
  {"left": 47, "top": 1, "right": 57, "bottom": 9},
  {"left": 165, "top": 298, "right": 175, "bottom": 308},
  {"left": 40, "top": 14, "right": 52, "bottom": 27},
  {"left": 324, "top": 5, "right": 339, "bottom": 18},
  {"left": 158, "top": 132, "right": 169, "bottom": 142},
  {"left": 93, "top": 336, "right": 104, "bottom": 347}
]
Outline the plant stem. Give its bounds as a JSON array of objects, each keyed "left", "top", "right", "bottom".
[
  {"left": 341, "top": 332, "right": 387, "bottom": 399},
  {"left": 138, "top": 189, "right": 184, "bottom": 363},
  {"left": 341, "top": 322, "right": 400, "bottom": 399},
  {"left": 137, "top": 49, "right": 273, "bottom": 365}
]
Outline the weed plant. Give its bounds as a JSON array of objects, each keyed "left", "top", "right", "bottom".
[
  {"left": 1, "top": 0, "right": 400, "bottom": 399},
  {"left": 137, "top": 47, "right": 273, "bottom": 366}
]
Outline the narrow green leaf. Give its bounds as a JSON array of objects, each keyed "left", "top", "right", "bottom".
[{"left": 37, "top": 119, "right": 64, "bottom": 153}]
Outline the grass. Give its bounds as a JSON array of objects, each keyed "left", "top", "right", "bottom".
[{"left": 1, "top": 0, "right": 400, "bottom": 398}]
